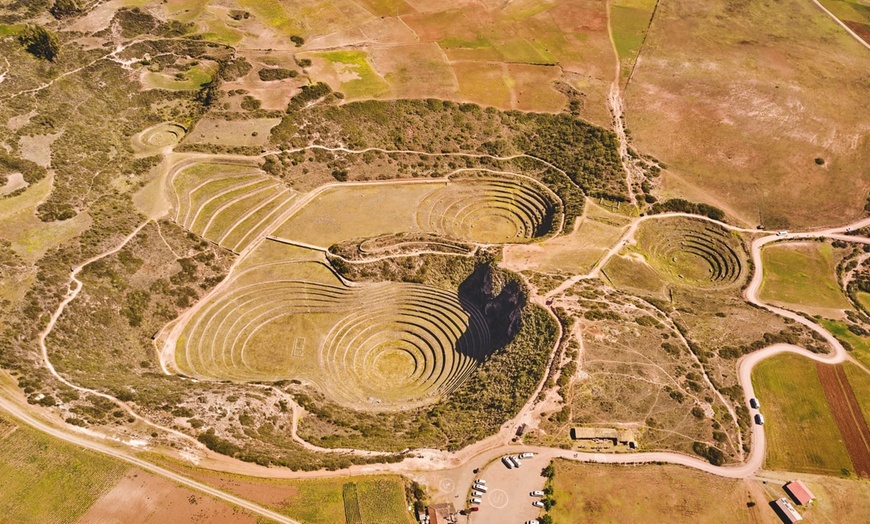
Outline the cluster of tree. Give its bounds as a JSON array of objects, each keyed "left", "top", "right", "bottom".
[
  {"left": 649, "top": 198, "right": 726, "bottom": 221},
  {"left": 18, "top": 24, "right": 60, "bottom": 61},
  {"left": 271, "top": 99, "right": 626, "bottom": 200},
  {"left": 286, "top": 82, "right": 334, "bottom": 111},
  {"left": 692, "top": 441, "right": 726, "bottom": 466}
]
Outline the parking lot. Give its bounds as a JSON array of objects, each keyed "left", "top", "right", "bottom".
[{"left": 466, "top": 453, "right": 548, "bottom": 524}]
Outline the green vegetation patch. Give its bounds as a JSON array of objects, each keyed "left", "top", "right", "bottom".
[
  {"left": 0, "top": 413, "right": 127, "bottom": 523},
  {"left": 610, "top": 0, "right": 656, "bottom": 78},
  {"left": 821, "top": 318, "right": 870, "bottom": 367},
  {"left": 315, "top": 50, "right": 391, "bottom": 99},
  {"left": 843, "top": 363, "right": 870, "bottom": 436},
  {"left": 752, "top": 353, "right": 853, "bottom": 475},
  {"left": 759, "top": 241, "right": 852, "bottom": 311}
]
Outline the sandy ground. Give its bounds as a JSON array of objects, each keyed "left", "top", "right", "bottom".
[{"left": 77, "top": 467, "right": 259, "bottom": 524}]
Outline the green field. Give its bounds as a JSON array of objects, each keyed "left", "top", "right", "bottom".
[
  {"left": 858, "top": 291, "right": 870, "bottom": 312},
  {"left": 315, "top": 51, "right": 391, "bottom": 99},
  {"left": 752, "top": 353, "right": 853, "bottom": 475},
  {"left": 759, "top": 242, "right": 852, "bottom": 312},
  {"left": 0, "top": 413, "right": 127, "bottom": 523},
  {"left": 843, "top": 362, "right": 870, "bottom": 436},
  {"left": 821, "top": 318, "right": 870, "bottom": 367},
  {"left": 549, "top": 459, "right": 766, "bottom": 523},
  {"left": 611, "top": 0, "right": 658, "bottom": 79}
]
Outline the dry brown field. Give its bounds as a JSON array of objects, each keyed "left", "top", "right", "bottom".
[
  {"left": 624, "top": 0, "right": 870, "bottom": 228},
  {"left": 816, "top": 363, "right": 870, "bottom": 477},
  {"left": 78, "top": 468, "right": 258, "bottom": 524}
]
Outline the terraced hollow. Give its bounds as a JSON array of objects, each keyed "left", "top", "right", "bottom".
[
  {"left": 177, "top": 264, "right": 492, "bottom": 410},
  {"left": 636, "top": 218, "right": 747, "bottom": 288},
  {"left": 416, "top": 174, "right": 560, "bottom": 244}
]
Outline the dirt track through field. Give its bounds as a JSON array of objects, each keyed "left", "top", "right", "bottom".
[{"left": 816, "top": 363, "right": 870, "bottom": 477}]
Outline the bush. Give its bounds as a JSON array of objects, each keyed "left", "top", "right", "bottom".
[
  {"left": 814, "top": 157, "right": 825, "bottom": 165},
  {"left": 19, "top": 24, "right": 60, "bottom": 62},
  {"left": 50, "top": 0, "right": 79, "bottom": 19},
  {"left": 258, "top": 68, "right": 297, "bottom": 81}
]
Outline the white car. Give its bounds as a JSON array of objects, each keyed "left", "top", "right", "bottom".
[
  {"left": 474, "top": 479, "right": 486, "bottom": 485},
  {"left": 473, "top": 484, "right": 488, "bottom": 493},
  {"left": 533, "top": 501, "right": 545, "bottom": 508},
  {"left": 525, "top": 521, "right": 540, "bottom": 524},
  {"left": 502, "top": 456, "right": 513, "bottom": 469},
  {"left": 519, "top": 452, "right": 535, "bottom": 459},
  {"left": 509, "top": 456, "right": 522, "bottom": 468},
  {"left": 470, "top": 497, "right": 482, "bottom": 504},
  {"left": 530, "top": 490, "right": 545, "bottom": 497},
  {"left": 471, "top": 491, "right": 484, "bottom": 497}
]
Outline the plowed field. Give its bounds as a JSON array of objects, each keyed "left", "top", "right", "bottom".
[{"left": 817, "top": 363, "right": 870, "bottom": 477}]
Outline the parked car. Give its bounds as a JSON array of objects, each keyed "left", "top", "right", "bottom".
[
  {"left": 525, "top": 521, "right": 539, "bottom": 524},
  {"left": 472, "top": 491, "right": 484, "bottom": 497},
  {"left": 474, "top": 479, "right": 486, "bottom": 485},
  {"left": 755, "top": 413, "right": 765, "bottom": 425},
  {"left": 470, "top": 497, "right": 482, "bottom": 504},
  {"left": 469, "top": 506, "right": 479, "bottom": 512},
  {"left": 530, "top": 490, "right": 545, "bottom": 497},
  {"left": 502, "top": 456, "right": 513, "bottom": 469},
  {"left": 519, "top": 452, "right": 534, "bottom": 459},
  {"left": 473, "top": 484, "right": 488, "bottom": 493},
  {"left": 533, "top": 501, "right": 545, "bottom": 508},
  {"left": 509, "top": 456, "right": 522, "bottom": 468},
  {"left": 749, "top": 397, "right": 759, "bottom": 409}
]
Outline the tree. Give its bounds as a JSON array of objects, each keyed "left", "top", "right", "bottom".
[
  {"left": 50, "top": 0, "right": 80, "bottom": 19},
  {"left": 19, "top": 24, "right": 60, "bottom": 62}
]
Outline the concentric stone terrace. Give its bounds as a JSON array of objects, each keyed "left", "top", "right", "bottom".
[
  {"left": 132, "top": 123, "right": 186, "bottom": 151},
  {"left": 416, "top": 174, "right": 560, "bottom": 244},
  {"left": 636, "top": 217, "right": 747, "bottom": 287},
  {"left": 170, "top": 162, "right": 296, "bottom": 253},
  {"left": 177, "top": 262, "right": 491, "bottom": 410}
]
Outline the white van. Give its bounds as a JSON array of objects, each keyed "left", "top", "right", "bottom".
[
  {"left": 471, "top": 490, "right": 484, "bottom": 497},
  {"left": 519, "top": 452, "right": 534, "bottom": 459},
  {"left": 470, "top": 497, "right": 482, "bottom": 504},
  {"left": 474, "top": 479, "right": 486, "bottom": 485},
  {"left": 502, "top": 456, "right": 513, "bottom": 469},
  {"left": 509, "top": 456, "right": 522, "bottom": 468},
  {"left": 473, "top": 484, "right": 488, "bottom": 493}
]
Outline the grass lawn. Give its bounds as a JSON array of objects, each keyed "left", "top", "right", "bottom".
[
  {"left": 752, "top": 353, "right": 853, "bottom": 476},
  {"left": 0, "top": 412, "right": 127, "bottom": 523},
  {"left": 858, "top": 291, "right": 870, "bottom": 312},
  {"left": 549, "top": 459, "right": 766, "bottom": 523},
  {"left": 821, "top": 318, "right": 870, "bottom": 367},
  {"left": 759, "top": 242, "right": 852, "bottom": 312}
]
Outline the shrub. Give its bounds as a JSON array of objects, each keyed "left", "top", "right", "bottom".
[
  {"left": 258, "top": 68, "right": 297, "bottom": 81},
  {"left": 50, "top": 0, "right": 79, "bottom": 19},
  {"left": 814, "top": 157, "right": 825, "bottom": 165}
]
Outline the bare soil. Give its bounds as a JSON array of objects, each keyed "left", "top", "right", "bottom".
[{"left": 77, "top": 468, "right": 259, "bottom": 524}]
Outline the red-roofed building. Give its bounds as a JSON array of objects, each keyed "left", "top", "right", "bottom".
[{"left": 785, "top": 480, "right": 816, "bottom": 505}]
